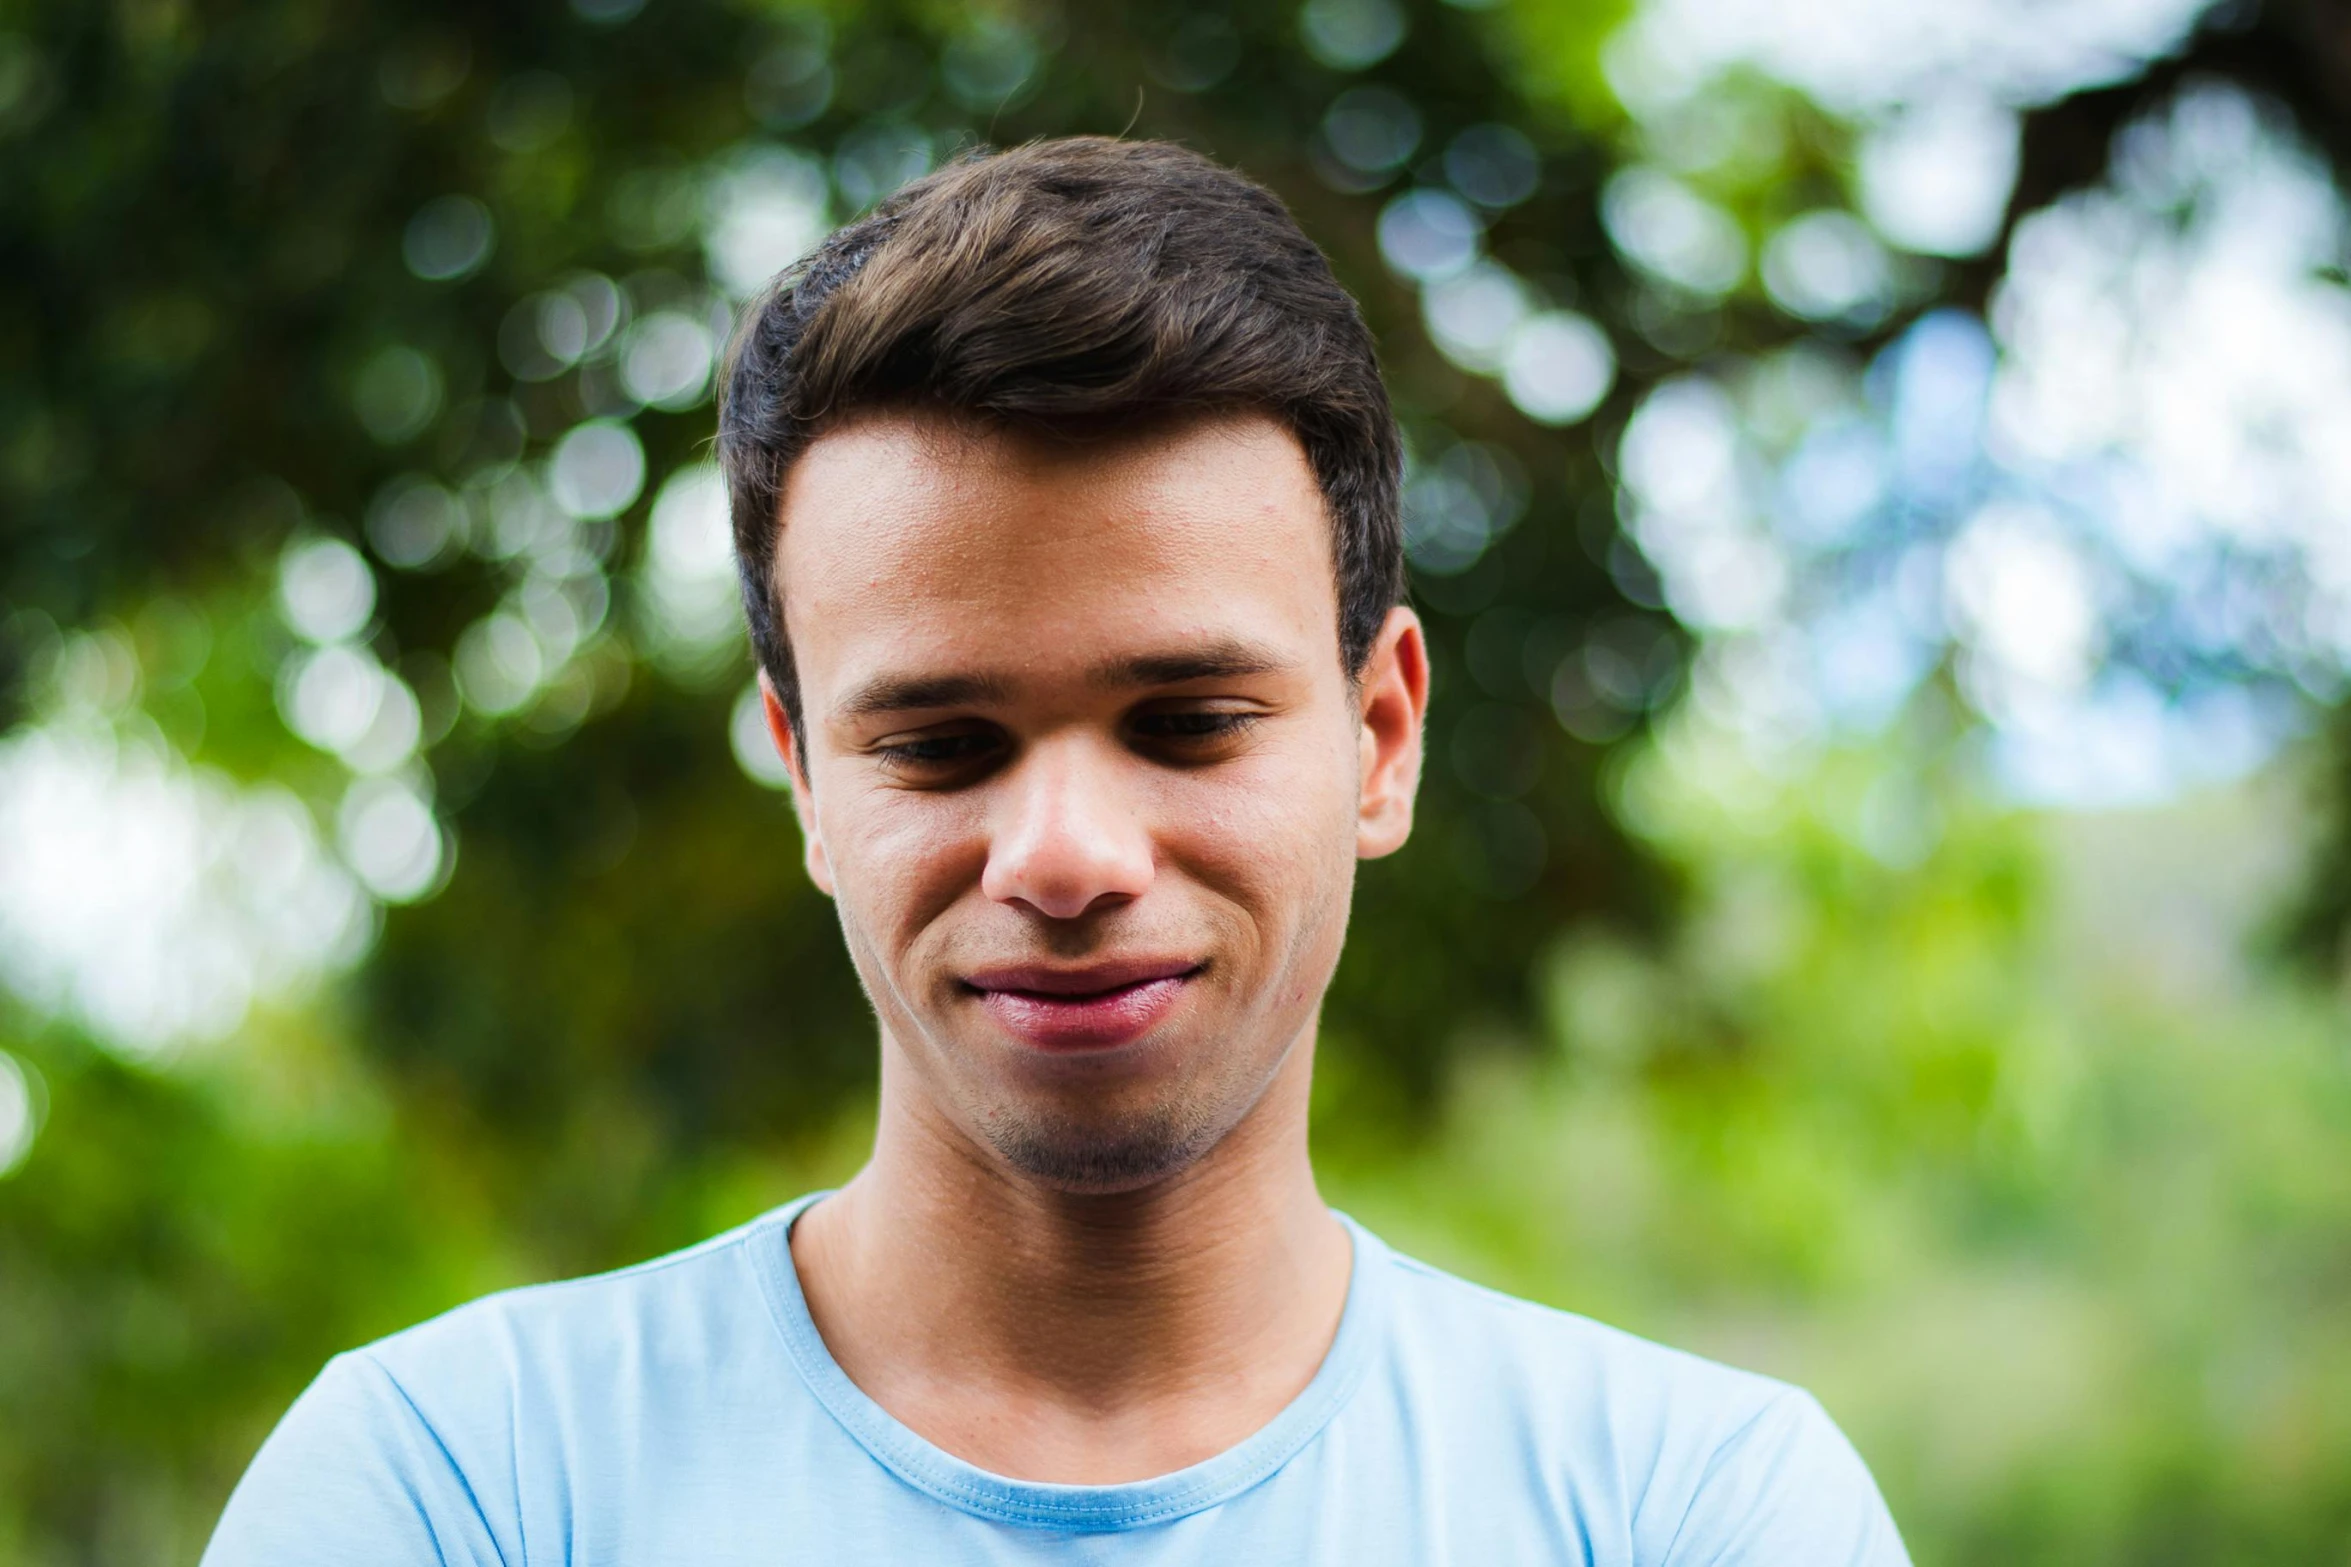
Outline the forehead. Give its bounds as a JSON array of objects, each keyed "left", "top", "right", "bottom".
[{"left": 773, "top": 411, "right": 1339, "bottom": 704}]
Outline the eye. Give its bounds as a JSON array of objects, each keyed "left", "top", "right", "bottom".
[
  {"left": 1128, "top": 707, "right": 1260, "bottom": 752},
  {"left": 871, "top": 726, "right": 1006, "bottom": 779}
]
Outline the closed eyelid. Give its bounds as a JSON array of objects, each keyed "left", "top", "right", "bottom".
[
  {"left": 1130, "top": 704, "right": 1261, "bottom": 722},
  {"left": 1125, "top": 709, "right": 1264, "bottom": 748},
  {"left": 869, "top": 725, "right": 1001, "bottom": 751}
]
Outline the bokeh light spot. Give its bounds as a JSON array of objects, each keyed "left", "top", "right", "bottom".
[
  {"left": 1761, "top": 210, "right": 1894, "bottom": 324},
  {"left": 0, "top": 722, "right": 368, "bottom": 1054},
  {"left": 401, "top": 194, "right": 496, "bottom": 281},
  {"left": 1378, "top": 189, "right": 1480, "bottom": 282},
  {"left": 366, "top": 475, "right": 466, "bottom": 570},
  {"left": 1445, "top": 123, "right": 1541, "bottom": 209},
  {"left": 941, "top": 19, "right": 1039, "bottom": 112},
  {"left": 620, "top": 312, "right": 716, "bottom": 410},
  {"left": 641, "top": 464, "right": 743, "bottom": 680},
  {"left": 1323, "top": 87, "right": 1422, "bottom": 176},
  {"left": 547, "top": 420, "right": 646, "bottom": 521},
  {"left": 1503, "top": 311, "right": 1617, "bottom": 426},
  {"left": 0, "top": 1050, "right": 38, "bottom": 1178},
  {"left": 704, "top": 147, "right": 829, "bottom": 299},
  {"left": 277, "top": 537, "right": 376, "bottom": 644},
  {"left": 1422, "top": 261, "right": 1531, "bottom": 372},
  {"left": 337, "top": 776, "right": 446, "bottom": 903},
  {"left": 747, "top": 25, "right": 834, "bottom": 129},
  {"left": 1602, "top": 168, "right": 1746, "bottom": 295},
  {"left": 486, "top": 71, "right": 575, "bottom": 154},
  {"left": 454, "top": 612, "right": 545, "bottom": 716},
  {"left": 1858, "top": 94, "right": 2021, "bottom": 258},
  {"left": 1300, "top": 0, "right": 1408, "bottom": 71},
  {"left": 731, "top": 679, "right": 793, "bottom": 789},
  {"left": 352, "top": 345, "right": 444, "bottom": 444}
]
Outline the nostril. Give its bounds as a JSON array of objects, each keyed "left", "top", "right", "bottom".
[{"left": 982, "top": 846, "right": 1153, "bottom": 920}]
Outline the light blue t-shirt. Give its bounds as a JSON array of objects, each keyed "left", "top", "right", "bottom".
[{"left": 205, "top": 1195, "right": 1907, "bottom": 1564}]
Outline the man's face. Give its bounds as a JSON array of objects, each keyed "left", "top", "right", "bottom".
[{"left": 767, "top": 411, "right": 1424, "bottom": 1192}]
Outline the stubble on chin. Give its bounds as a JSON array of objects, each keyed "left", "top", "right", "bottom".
[{"left": 977, "top": 1098, "right": 1221, "bottom": 1194}]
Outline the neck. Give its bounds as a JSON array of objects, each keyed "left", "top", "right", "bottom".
[{"left": 789, "top": 1035, "right": 1352, "bottom": 1483}]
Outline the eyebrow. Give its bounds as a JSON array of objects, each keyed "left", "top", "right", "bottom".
[
  {"left": 836, "top": 672, "right": 1018, "bottom": 719},
  {"left": 1093, "top": 639, "right": 1297, "bottom": 689},
  {"left": 834, "top": 637, "right": 1298, "bottom": 720}
]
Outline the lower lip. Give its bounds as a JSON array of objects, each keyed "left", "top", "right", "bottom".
[{"left": 973, "top": 976, "right": 1191, "bottom": 1051}]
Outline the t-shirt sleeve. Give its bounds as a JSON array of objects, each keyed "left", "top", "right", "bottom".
[
  {"left": 1654, "top": 1389, "right": 1910, "bottom": 1567},
  {"left": 201, "top": 1351, "right": 511, "bottom": 1567}
]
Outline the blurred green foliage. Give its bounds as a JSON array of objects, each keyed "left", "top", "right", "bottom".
[
  {"left": 1334, "top": 712, "right": 2351, "bottom": 1562},
  {"left": 2, "top": 0, "right": 2349, "bottom": 1563}
]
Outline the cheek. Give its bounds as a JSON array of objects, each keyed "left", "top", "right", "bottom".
[
  {"left": 1156, "top": 729, "right": 1360, "bottom": 918},
  {"left": 817, "top": 776, "right": 991, "bottom": 952}
]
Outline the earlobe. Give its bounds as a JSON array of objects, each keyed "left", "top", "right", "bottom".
[
  {"left": 760, "top": 673, "right": 836, "bottom": 897},
  {"left": 799, "top": 807, "right": 835, "bottom": 896},
  {"left": 1356, "top": 606, "right": 1430, "bottom": 861}
]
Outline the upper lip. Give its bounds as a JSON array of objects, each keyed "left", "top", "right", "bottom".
[{"left": 961, "top": 959, "right": 1202, "bottom": 997}]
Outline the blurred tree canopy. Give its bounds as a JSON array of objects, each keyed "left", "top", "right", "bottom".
[{"left": 3, "top": 0, "right": 2351, "bottom": 1561}]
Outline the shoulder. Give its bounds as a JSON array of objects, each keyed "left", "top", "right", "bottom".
[
  {"left": 1366, "top": 1240, "right": 1909, "bottom": 1565},
  {"left": 1375, "top": 1244, "right": 1792, "bottom": 1436},
  {"left": 204, "top": 1347, "right": 514, "bottom": 1565},
  {"left": 359, "top": 1202, "right": 793, "bottom": 1402},
  {"left": 205, "top": 1205, "right": 804, "bottom": 1565}
]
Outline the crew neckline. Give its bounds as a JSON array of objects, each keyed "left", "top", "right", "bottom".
[{"left": 744, "top": 1191, "right": 1389, "bottom": 1532}]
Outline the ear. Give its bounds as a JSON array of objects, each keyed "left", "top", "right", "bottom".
[
  {"left": 760, "top": 671, "right": 835, "bottom": 896},
  {"left": 1356, "top": 605, "right": 1429, "bottom": 860}
]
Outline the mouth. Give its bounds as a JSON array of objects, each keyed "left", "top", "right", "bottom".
[{"left": 959, "top": 959, "right": 1204, "bottom": 1051}]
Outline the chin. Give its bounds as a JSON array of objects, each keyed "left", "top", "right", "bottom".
[{"left": 980, "top": 1102, "right": 1232, "bottom": 1195}]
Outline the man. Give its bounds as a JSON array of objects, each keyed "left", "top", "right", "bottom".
[{"left": 207, "top": 138, "right": 1907, "bottom": 1563}]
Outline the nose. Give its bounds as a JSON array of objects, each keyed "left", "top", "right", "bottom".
[{"left": 980, "top": 734, "right": 1155, "bottom": 920}]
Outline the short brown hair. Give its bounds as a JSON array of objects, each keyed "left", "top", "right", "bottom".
[{"left": 716, "top": 137, "right": 1404, "bottom": 737}]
